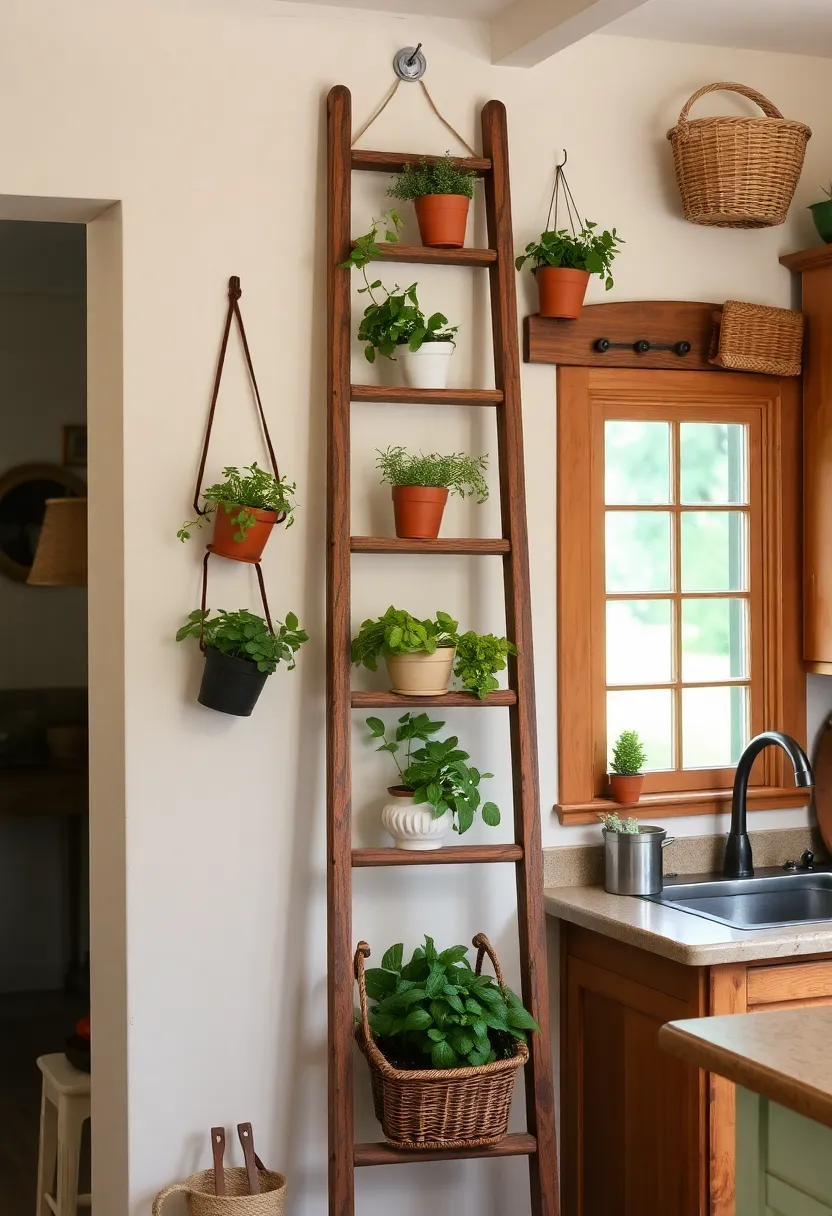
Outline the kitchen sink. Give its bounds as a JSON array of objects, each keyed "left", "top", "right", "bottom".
[{"left": 645, "top": 867, "right": 832, "bottom": 930}]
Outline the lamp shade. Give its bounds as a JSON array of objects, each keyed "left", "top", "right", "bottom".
[{"left": 27, "top": 497, "right": 87, "bottom": 586}]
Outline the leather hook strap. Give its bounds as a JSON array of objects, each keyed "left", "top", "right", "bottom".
[
  {"left": 198, "top": 548, "right": 275, "bottom": 652},
  {"left": 192, "top": 276, "right": 283, "bottom": 519}
]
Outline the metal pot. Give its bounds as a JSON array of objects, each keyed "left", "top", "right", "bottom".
[{"left": 603, "top": 826, "right": 675, "bottom": 896}]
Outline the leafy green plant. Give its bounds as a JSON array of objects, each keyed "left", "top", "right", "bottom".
[
  {"left": 610, "top": 729, "right": 647, "bottom": 776},
  {"left": 387, "top": 154, "right": 477, "bottom": 202},
  {"left": 515, "top": 222, "right": 624, "bottom": 290},
  {"left": 362, "top": 935, "right": 539, "bottom": 1070},
  {"left": 366, "top": 714, "right": 500, "bottom": 834},
  {"left": 176, "top": 608, "right": 308, "bottom": 674},
  {"left": 454, "top": 631, "right": 516, "bottom": 699},
  {"left": 340, "top": 214, "right": 458, "bottom": 363},
  {"left": 376, "top": 446, "right": 489, "bottom": 502},
  {"left": 598, "top": 811, "right": 640, "bottom": 834},
  {"left": 177, "top": 463, "right": 297, "bottom": 542}
]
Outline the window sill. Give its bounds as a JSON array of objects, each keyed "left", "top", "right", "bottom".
[{"left": 554, "top": 787, "right": 811, "bottom": 826}]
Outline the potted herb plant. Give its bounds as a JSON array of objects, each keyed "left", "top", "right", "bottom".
[
  {"left": 809, "top": 183, "right": 832, "bottom": 244},
  {"left": 366, "top": 713, "right": 500, "bottom": 850},
  {"left": 515, "top": 222, "right": 623, "bottom": 320},
  {"left": 376, "top": 445, "right": 489, "bottom": 539},
  {"left": 176, "top": 607, "right": 308, "bottom": 716},
  {"left": 608, "top": 729, "right": 648, "bottom": 804},
  {"left": 387, "top": 153, "right": 477, "bottom": 249},
  {"left": 341, "top": 215, "right": 459, "bottom": 389},
  {"left": 177, "top": 463, "right": 296, "bottom": 562}
]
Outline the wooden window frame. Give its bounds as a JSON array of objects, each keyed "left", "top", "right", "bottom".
[{"left": 556, "top": 368, "right": 806, "bottom": 825}]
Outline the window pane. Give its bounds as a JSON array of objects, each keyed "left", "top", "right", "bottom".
[
  {"left": 681, "top": 598, "right": 749, "bottom": 682},
  {"left": 605, "top": 421, "right": 671, "bottom": 505},
  {"left": 680, "top": 423, "right": 747, "bottom": 504},
  {"left": 681, "top": 511, "right": 747, "bottom": 591},
  {"left": 607, "top": 689, "right": 673, "bottom": 772},
  {"left": 682, "top": 686, "right": 748, "bottom": 768},
  {"left": 606, "top": 512, "right": 672, "bottom": 592},
  {"left": 606, "top": 600, "right": 672, "bottom": 685}
]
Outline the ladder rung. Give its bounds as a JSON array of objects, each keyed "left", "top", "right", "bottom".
[
  {"left": 351, "top": 385, "right": 503, "bottom": 407},
  {"left": 369, "top": 242, "right": 496, "bottom": 267},
  {"left": 351, "top": 537, "right": 510, "bottom": 555},
  {"left": 351, "top": 690, "right": 516, "bottom": 708},
  {"left": 351, "top": 149, "right": 492, "bottom": 176},
  {"left": 352, "top": 844, "right": 524, "bottom": 867},
  {"left": 354, "top": 1133, "right": 537, "bottom": 1166}
]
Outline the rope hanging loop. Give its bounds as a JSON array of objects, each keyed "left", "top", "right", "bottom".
[{"left": 197, "top": 548, "right": 275, "bottom": 652}]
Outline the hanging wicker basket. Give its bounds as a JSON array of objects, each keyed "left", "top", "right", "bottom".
[
  {"left": 153, "top": 1167, "right": 286, "bottom": 1216},
  {"left": 667, "top": 82, "right": 811, "bottom": 228},
  {"left": 709, "top": 300, "right": 805, "bottom": 377},
  {"left": 354, "top": 933, "right": 528, "bottom": 1151}
]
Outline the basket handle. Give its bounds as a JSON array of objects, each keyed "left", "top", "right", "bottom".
[
  {"left": 472, "top": 933, "right": 506, "bottom": 987},
  {"left": 354, "top": 941, "right": 372, "bottom": 1039},
  {"left": 676, "top": 81, "right": 784, "bottom": 125},
  {"left": 152, "top": 1184, "right": 191, "bottom": 1214}
]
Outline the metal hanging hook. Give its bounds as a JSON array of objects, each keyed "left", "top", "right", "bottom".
[
  {"left": 556, "top": 148, "right": 568, "bottom": 169},
  {"left": 393, "top": 44, "right": 427, "bottom": 81},
  {"left": 407, "top": 42, "right": 423, "bottom": 66}
]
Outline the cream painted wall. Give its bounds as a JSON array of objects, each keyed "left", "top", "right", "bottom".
[{"left": 2, "top": 1, "right": 832, "bottom": 1211}]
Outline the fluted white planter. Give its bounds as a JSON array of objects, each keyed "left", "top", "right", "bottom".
[
  {"left": 398, "top": 341, "right": 454, "bottom": 390},
  {"left": 381, "top": 786, "right": 451, "bottom": 851}
]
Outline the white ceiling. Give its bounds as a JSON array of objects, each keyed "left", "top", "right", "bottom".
[
  {"left": 286, "top": 0, "right": 505, "bottom": 17},
  {"left": 606, "top": 0, "right": 832, "bottom": 58}
]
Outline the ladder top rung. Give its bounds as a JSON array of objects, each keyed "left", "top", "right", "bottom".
[
  {"left": 351, "top": 690, "right": 516, "bottom": 708},
  {"left": 368, "top": 242, "right": 496, "bottom": 267},
  {"left": 351, "top": 385, "right": 503, "bottom": 407},
  {"left": 354, "top": 1132, "right": 537, "bottom": 1166},
  {"left": 352, "top": 844, "right": 524, "bottom": 867},
  {"left": 351, "top": 149, "right": 492, "bottom": 176},
  {"left": 351, "top": 537, "right": 510, "bottom": 555}
]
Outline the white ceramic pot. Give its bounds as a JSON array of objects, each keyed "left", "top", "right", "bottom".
[
  {"left": 398, "top": 341, "right": 454, "bottom": 390},
  {"left": 384, "top": 647, "right": 455, "bottom": 696},
  {"left": 381, "top": 786, "right": 451, "bottom": 851}
]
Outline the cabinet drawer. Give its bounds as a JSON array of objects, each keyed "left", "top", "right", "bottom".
[
  {"left": 767, "top": 1175, "right": 832, "bottom": 1216},
  {"left": 767, "top": 1103, "right": 832, "bottom": 1206},
  {"left": 748, "top": 961, "right": 832, "bottom": 1008}
]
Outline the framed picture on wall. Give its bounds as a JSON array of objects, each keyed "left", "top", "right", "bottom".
[{"left": 62, "top": 425, "right": 87, "bottom": 468}]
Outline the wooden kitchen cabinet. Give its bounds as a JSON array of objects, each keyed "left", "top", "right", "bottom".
[{"left": 560, "top": 924, "right": 832, "bottom": 1216}]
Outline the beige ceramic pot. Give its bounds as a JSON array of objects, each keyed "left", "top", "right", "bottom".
[{"left": 384, "top": 647, "right": 455, "bottom": 696}]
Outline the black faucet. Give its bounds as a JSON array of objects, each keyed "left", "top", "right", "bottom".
[{"left": 723, "top": 731, "right": 813, "bottom": 879}]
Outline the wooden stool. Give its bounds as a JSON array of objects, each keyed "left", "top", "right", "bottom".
[{"left": 36, "top": 1053, "right": 91, "bottom": 1215}]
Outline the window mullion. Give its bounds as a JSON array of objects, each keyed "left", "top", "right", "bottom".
[{"left": 672, "top": 421, "right": 683, "bottom": 772}]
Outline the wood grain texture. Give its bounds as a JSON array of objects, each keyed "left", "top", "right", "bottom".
[
  {"left": 525, "top": 301, "right": 719, "bottom": 370},
  {"left": 709, "top": 965, "right": 748, "bottom": 1216},
  {"left": 351, "top": 536, "right": 510, "bottom": 554},
  {"left": 482, "top": 99, "right": 559, "bottom": 1216},
  {"left": 350, "top": 689, "right": 516, "bottom": 708},
  {"left": 364, "top": 242, "right": 497, "bottom": 267},
  {"left": 351, "top": 844, "right": 523, "bottom": 866},
  {"left": 780, "top": 246, "right": 832, "bottom": 273},
  {"left": 353, "top": 1133, "right": 536, "bottom": 1165},
  {"left": 555, "top": 786, "right": 810, "bottom": 825},
  {"left": 351, "top": 149, "right": 491, "bottom": 175},
  {"left": 747, "top": 960, "right": 832, "bottom": 1006},
  {"left": 351, "top": 385, "right": 503, "bottom": 406}
]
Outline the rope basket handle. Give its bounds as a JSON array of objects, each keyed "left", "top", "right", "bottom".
[
  {"left": 152, "top": 1183, "right": 191, "bottom": 1215},
  {"left": 675, "top": 81, "right": 784, "bottom": 127},
  {"left": 472, "top": 933, "right": 506, "bottom": 987}
]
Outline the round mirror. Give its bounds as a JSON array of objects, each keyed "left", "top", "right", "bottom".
[{"left": 0, "top": 463, "right": 87, "bottom": 583}]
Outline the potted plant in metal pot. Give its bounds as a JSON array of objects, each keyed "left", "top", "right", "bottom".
[
  {"left": 365, "top": 712, "right": 500, "bottom": 850},
  {"left": 515, "top": 222, "right": 623, "bottom": 319},
  {"left": 176, "top": 607, "right": 307, "bottom": 716},
  {"left": 375, "top": 446, "right": 489, "bottom": 539},
  {"left": 386, "top": 153, "right": 477, "bottom": 249},
  {"left": 608, "top": 729, "right": 647, "bottom": 804},
  {"left": 809, "top": 183, "right": 832, "bottom": 244},
  {"left": 177, "top": 463, "right": 296, "bottom": 562}
]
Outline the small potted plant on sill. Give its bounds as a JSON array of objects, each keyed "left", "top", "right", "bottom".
[
  {"left": 515, "top": 222, "right": 623, "bottom": 320},
  {"left": 809, "top": 183, "right": 832, "bottom": 244},
  {"left": 366, "top": 712, "right": 501, "bottom": 850},
  {"left": 375, "top": 445, "right": 489, "bottom": 539},
  {"left": 176, "top": 607, "right": 308, "bottom": 716},
  {"left": 177, "top": 463, "right": 296, "bottom": 562},
  {"left": 342, "top": 215, "right": 459, "bottom": 389},
  {"left": 608, "top": 729, "right": 647, "bottom": 804},
  {"left": 386, "top": 152, "right": 477, "bottom": 249}
]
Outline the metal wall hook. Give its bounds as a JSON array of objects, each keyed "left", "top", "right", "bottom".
[
  {"left": 556, "top": 148, "right": 568, "bottom": 169},
  {"left": 393, "top": 45, "right": 427, "bottom": 82}
]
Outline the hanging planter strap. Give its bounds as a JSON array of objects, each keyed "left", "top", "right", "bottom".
[
  {"left": 192, "top": 276, "right": 285, "bottom": 522},
  {"left": 351, "top": 78, "right": 477, "bottom": 157},
  {"left": 198, "top": 548, "right": 275, "bottom": 653}
]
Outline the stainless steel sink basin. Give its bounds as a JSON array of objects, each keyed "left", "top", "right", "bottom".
[{"left": 645, "top": 867, "right": 832, "bottom": 930}]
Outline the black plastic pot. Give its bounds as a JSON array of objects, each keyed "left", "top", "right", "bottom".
[{"left": 198, "top": 646, "right": 269, "bottom": 717}]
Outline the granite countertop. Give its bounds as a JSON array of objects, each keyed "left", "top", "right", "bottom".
[
  {"left": 660, "top": 1007, "right": 832, "bottom": 1129},
  {"left": 544, "top": 884, "right": 832, "bottom": 966}
]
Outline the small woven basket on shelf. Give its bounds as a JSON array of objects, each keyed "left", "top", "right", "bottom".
[
  {"left": 153, "top": 1167, "right": 287, "bottom": 1216},
  {"left": 354, "top": 933, "right": 527, "bottom": 1151},
  {"left": 667, "top": 82, "right": 811, "bottom": 228},
  {"left": 709, "top": 300, "right": 804, "bottom": 377}
]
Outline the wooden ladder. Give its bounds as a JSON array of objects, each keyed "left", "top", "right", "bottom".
[{"left": 326, "top": 83, "right": 559, "bottom": 1216}]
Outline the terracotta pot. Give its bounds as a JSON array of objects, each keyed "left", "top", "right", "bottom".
[
  {"left": 381, "top": 785, "right": 451, "bottom": 850},
  {"left": 608, "top": 774, "right": 645, "bottom": 805},
  {"left": 535, "top": 267, "right": 591, "bottom": 319},
  {"left": 414, "top": 194, "right": 470, "bottom": 248},
  {"left": 211, "top": 503, "right": 278, "bottom": 562},
  {"left": 384, "top": 647, "right": 456, "bottom": 696},
  {"left": 392, "top": 485, "right": 449, "bottom": 539}
]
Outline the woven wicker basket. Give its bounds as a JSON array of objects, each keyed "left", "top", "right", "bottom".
[
  {"left": 153, "top": 1167, "right": 286, "bottom": 1216},
  {"left": 709, "top": 300, "right": 804, "bottom": 377},
  {"left": 354, "top": 933, "right": 528, "bottom": 1151},
  {"left": 667, "top": 82, "right": 811, "bottom": 228}
]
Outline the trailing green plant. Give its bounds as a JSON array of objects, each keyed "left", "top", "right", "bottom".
[
  {"left": 340, "top": 213, "right": 458, "bottom": 362},
  {"left": 610, "top": 729, "right": 648, "bottom": 776},
  {"left": 177, "top": 463, "right": 297, "bottom": 542},
  {"left": 366, "top": 714, "right": 500, "bottom": 834},
  {"left": 598, "top": 811, "right": 640, "bottom": 834},
  {"left": 453, "top": 631, "right": 516, "bottom": 699},
  {"left": 386, "top": 153, "right": 477, "bottom": 202},
  {"left": 362, "top": 935, "right": 539, "bottom": 1070},
  {"left": 515, "top": 222, "right": 624, "bottom": 290},
  {"left": 176, "top": 608, "right": 308, "bottom": 674},
  {"left": 376, "top": 446, "right": 489, "bottom": 501}
]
